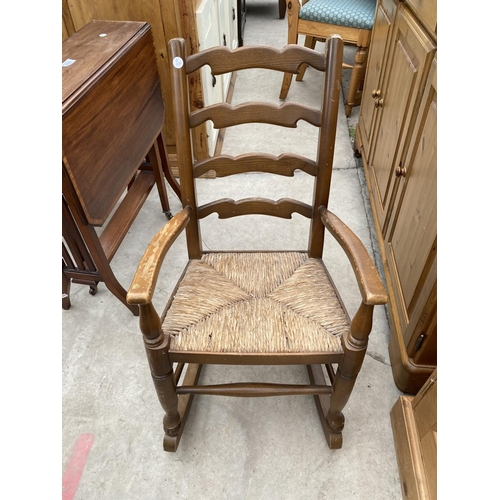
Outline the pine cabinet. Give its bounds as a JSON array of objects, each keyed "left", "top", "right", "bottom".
[
  {"left": 386, "top": 57, "right": 437, "bottom": 371},
  {"left": 391, "top": 370, "right": 437, "bottom": 499},
  {"left": 357, "top": 0, "right": 397, "bottom": 154},
  {"left": 356, "top": 0, "right": 437, "bottom": 393}
]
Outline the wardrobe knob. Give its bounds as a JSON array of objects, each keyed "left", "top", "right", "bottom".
[{"left": 395, "top": 166, "right": 407, "bottom": 178}]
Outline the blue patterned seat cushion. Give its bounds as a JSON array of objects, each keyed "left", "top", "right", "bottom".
[{"left": 299, "top": 0, "right": 376, "bottom": 30}]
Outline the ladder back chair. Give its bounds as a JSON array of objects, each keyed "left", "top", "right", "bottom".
[
  {"left": 127, "top": 35, "right": 387, "bottom": 452},
  {"left": 279, "top": 0, "right": 376, "bottom": 117}
]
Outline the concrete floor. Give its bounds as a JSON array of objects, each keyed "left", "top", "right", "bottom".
[{"left": 62, "top": 2, "right": 404, "bottom": 498}]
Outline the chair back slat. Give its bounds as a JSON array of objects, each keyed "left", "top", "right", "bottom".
[
  {"left": 168, "top": 35, "right": 344, "bottom": 259},
  {"left": 198, "top": 198, "right": 313, "bottom": 220},
  {"left": 193, "top": 153, "right": 317, "bottom": 178},
  {"left": 189, "top": 102, "right": 322, "bottom": 129},
  {"left": 186, "top": 44, "right": 326, "bottom": 75}
]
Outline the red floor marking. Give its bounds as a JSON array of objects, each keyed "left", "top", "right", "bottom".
[{"left": 62, "top": 434, "right": 94, "bottom": 500}]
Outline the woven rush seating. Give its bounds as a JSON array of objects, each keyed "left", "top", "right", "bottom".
[{"left": 165, "top": 252, "right": 347, "bottom": 356}]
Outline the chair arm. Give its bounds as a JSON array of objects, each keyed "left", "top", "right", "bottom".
[
  {"left": 127, "top": 206, "right": 192, "bottom": 305},
  {"left": 319, "top": 206, "right": 387, "bottom": 306}
]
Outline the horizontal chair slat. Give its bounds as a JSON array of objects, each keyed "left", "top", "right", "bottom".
[
  {"left": 189, "top": 102, "right": 322, "bottom": 129},
  {"left": 198, "top": 197, "right": 313, "bottom": 219},
  {"left": 193, "top": 153, "right": 318, "bottom": 178},
  {"left": 185, "top": 44, "right": 326, "bottom": 75},
  {"left": 176, "top": 382, "right": 333, "bottom": 397}
]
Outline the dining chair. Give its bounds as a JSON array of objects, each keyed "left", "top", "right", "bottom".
[{"left": 279, "top": 0, "right": 376, "bottom": 116}]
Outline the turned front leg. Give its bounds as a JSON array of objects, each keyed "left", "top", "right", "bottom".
[
  {"left": 345, "top": 43, "right": 368, "bottom": 117},
  {"left": 279, "top": 0, "right": 300, "bottom": 100},
  {"left": 139, "top": 303, "right": 181, "bottom": 436},
  {"left": 326, "top": 302, "right": 374, "bottom": 433},
  {"left": 296, "top": 36, "right": 317, "bottom": 81}
]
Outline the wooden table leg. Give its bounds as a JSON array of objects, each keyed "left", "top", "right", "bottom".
[
  {"left": 157, "top": 133, "right": 181, "bottom": 200},
  {"left": 149, "top": 139, "right": 172, "bottom": 219}
]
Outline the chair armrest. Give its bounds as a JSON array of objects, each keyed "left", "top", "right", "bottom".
[
  {"left": 127, "top": 206, "right": 192, "bottom": 305},
  {"left": 319, "top": 206, "right": 387, "bottom": 306}
]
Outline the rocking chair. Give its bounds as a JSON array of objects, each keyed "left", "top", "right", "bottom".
[{"left": 127, "top": 35, "right": 387, "bottom": 452}]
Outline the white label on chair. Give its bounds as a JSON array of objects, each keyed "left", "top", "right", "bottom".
[
  {"left": 173, "top": 57, "right": 184, "bottom": 69},
  {"left": 62, "top": 59, "right": 76, "bottom": 67}
]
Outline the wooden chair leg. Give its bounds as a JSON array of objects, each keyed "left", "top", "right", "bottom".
[
  {"left": 280, "top": 73, "right": 294, "bottom": 100},
  {"left": 326, "top": 303, "right": 374, "bottom": 444},
  {"left": 137, "top": 304, "right": 182, "bottom": 447},
  {"left": 278, "top": 0, "right": 286, "bottom": 19},
  {"left": 279, "top": 0, "right": 300, "bottom": 100},
  {"left": 296, "top": 36, "right": 317, "bottom": 82},
  {"left": 307, "top": 364, "right": 343, "bottom": 449},
  {"left": 345, "top": 43, "right": 369, "bottom": 117},
  {"left": 163, "top": 363, "right": 203, "bottom": 452}
]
